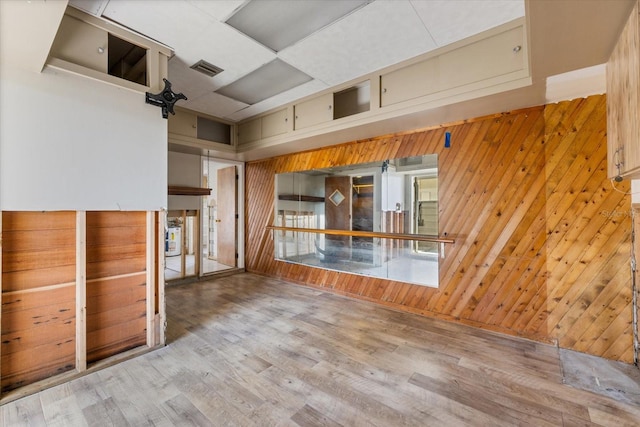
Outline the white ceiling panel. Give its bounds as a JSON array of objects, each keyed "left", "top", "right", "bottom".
[
  {"left": 180, "top": 91, "right": 249, "bottom": 119},
  {"left": 186, "top": 0, "right": 245, "bottom": 21},
  {"left": 411, "top": 0, "right": 525, "bottom": 47},
  {"left": 102, "top": 1, "right": 211, "bottom": 49},
  {"left": 279, "top": 0, "right": 437, "bottom": 86},
  {"left": 167, "top": 24, "right": 277, "bottom": 88}
]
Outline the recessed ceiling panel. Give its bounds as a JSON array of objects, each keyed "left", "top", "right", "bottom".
[
  {"left": 216, "top": 59, "right": 313, "bottom": 105},
  {"left": 411, "top": 0, "right": 525, "bottom": 47},
  {"left": 226, "top": 0, "right": 370, "bottom": 51}
]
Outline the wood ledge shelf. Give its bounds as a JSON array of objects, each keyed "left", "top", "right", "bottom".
[{"left": 168, "top": 186, "right": 211, "bottom": 196}]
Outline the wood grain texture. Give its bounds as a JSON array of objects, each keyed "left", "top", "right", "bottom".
[
  {"left": 85, "top": 212, "right": 147, "bottom": 363},
  {"left": 246, "top": 95, "right": 634, "bottom": 362},
  {"left": 1, "top": 212, "right": 76, "bottom": 392},
  {"left": 3, "top": 273, "right": 639, "bottom": 425},
  {"left": 607, "top": 0, "right": 640, "bottom": 178}
]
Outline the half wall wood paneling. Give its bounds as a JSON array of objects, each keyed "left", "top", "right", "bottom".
[
  {"left": 246, "top": 95, "right": 634, "bottom": 362},
  {"left": 1, "top": 211, "right": 76, "bottom": 392},
  {"left": 86, "top": 211, "right": 147, "bottom": 363}
]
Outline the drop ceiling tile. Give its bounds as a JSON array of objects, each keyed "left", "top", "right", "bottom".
[
  {"left": 102, "top": 1, "right": 212, "bottom": 48},
  {"left": 166, "top": 22, "right": 277, "bottom": 88},
  {"left": 186, "top": 0, "right": 245, "bottom": 20},
  {"left": 181, "top": 91, "right": 248, "bottom": 119},
  {"left": 167, "top": 56, "right": 220, "bottom": 98},
  {"left": 279, "top": 0, "right": 437, "bottom": 86},
  {"left": 411, "top": 0, "right": 525, "bottom": 47}
]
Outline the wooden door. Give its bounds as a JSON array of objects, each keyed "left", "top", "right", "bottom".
[
  {"left": 216, "top": 166, "right": 237, "bottom": 267},
  {"left": 325, "top": 175, "right": 351, "bottom": 261}
]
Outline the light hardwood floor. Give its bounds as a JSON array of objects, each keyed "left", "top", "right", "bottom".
[{"left": 2, "top": 273, "right": 640, "bottom": 426}]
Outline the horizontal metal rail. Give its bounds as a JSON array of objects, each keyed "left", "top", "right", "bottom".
[{"left": 266, "top": 226, "right": 454, "bottom": 244}]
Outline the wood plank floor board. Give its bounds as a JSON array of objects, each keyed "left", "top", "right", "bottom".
[{"left": 2, "top": 273, "right": 640, "bottom": 426}]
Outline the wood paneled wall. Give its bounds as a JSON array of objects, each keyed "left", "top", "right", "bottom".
[
  {"left": 246, "top": 95, "right": 634, "bottom": 362},
  {"left": 1, "top": 212, "right": 76, "bottom": 392},
  {"left": 86, "top": 211, "right": 147, "bottom": 363}
]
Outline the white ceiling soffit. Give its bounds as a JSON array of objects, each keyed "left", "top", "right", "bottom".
[
  {"left": 226, "top": 0, "right": 371, "bottom": 52},
  {"left": 216, "top": 59, "right": 313, "bottom": 105}
]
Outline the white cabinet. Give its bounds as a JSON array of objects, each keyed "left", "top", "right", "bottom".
[
  {"left": 238, "top": 108, "right": 289, "bottom": 145},
  {"left": 380, "top": 24, "right": 527, "bottom": 107},
  {"left": 294, "top": 93, "right": 333, "bottom": 130},
  {"left": 607, "top": 0, "right": 640, "bottom": 179},
  {"left": 262, "top": 108, "right": 289, "bottom": 139},
  {"left": 168, "top": 109, "right": 197, "bottom": 139},
  {"left": 50, "top": 15, "right": 108, "bottom": 73}
]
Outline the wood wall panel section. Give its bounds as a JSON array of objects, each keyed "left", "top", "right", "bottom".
[
  {"left": 85, "top": 211, "right": 146, "bottom": 363},
  {"left": 246, "top": 95, "right": 634, "bottom": 362},
  {"left": 1, "top": 211, "right": 76, "bottom": 392}
]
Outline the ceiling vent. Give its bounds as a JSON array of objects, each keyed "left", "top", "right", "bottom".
[{"left": 190, "top": 60, "right": 224, "bottom": 77}]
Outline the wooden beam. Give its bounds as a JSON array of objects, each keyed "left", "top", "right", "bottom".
[
  {"left": 0, "top": 212, "right": 3, "bottom": 385},
  {"left": 76, "top": 211, "right": 87, "bottom": 372},
  {"left": 157, "top": 210, "right": 166, "bottom": 346},
  {"left": 146, "top": 211, "right": 155, "bottom": 347},
  {"left": 168, "top": 186, "right": 211, "bottom": 196}
]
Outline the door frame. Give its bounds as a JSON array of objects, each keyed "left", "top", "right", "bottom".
[{"left": 201, "top": 155, "right": 245, "bottom": 275}]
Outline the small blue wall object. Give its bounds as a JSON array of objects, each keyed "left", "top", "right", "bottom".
[{"left": 445, "top": 131, "right": 451, "bottom": 148}]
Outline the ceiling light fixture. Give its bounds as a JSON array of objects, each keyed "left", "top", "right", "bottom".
[
  {"left": 226, "top": 0, "right": 370, "bottom": 52},
  {"left": 216, "top": 59, "right": 312, "bottom": 105}
]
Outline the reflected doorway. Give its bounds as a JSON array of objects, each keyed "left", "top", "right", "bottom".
[{"left": 413, "top": 175, "right": 438, "bottom": 255}]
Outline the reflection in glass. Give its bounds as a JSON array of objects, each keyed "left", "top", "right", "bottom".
[{"left": 274, "top": 154, "right": 440, "bottom": 287}]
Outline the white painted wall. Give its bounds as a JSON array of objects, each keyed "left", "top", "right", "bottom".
[
  {"left": 168, "top": 151, "right": 201, "bottom": 211},
  {"left": 0, "top": 63, "right": 167, "bottom": 211}
]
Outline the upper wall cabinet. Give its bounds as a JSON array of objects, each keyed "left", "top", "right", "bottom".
[
  {"left": 380, "top": 25, "right": 527, "bottom": 107},
  {"left": 294, "top": 93, "right": 334, "bottom": 130},
  {"left": 607, "top": 0, "right": 640, "bottom": 179},
  {"left": 238, "top": 108, "right": 291, "bottom": 146},
  {"left": 47, "top": 7, "right": 171, "bottom": 93},
  {"left": 235, "top": 19, "right": 528, "bottom": 151},
  {"left": 169, "top": 109, "right": 234, "bottom": 149}
]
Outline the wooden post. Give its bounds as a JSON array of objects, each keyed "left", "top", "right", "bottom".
[
  {"left": 0, "top": 211, "right": 3, "bottom": 383},
  {"left": 146, "top": 211, "right": 156, "bottom": 347},
  {"left": 195, "top": 210, "right": 201, "bottom": 277},
  {"left": 157, "top": 210, "right": 166, "bottom": 346},
  {"left": 76, "top": 211, "right": 87, "bottom": 372}
]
